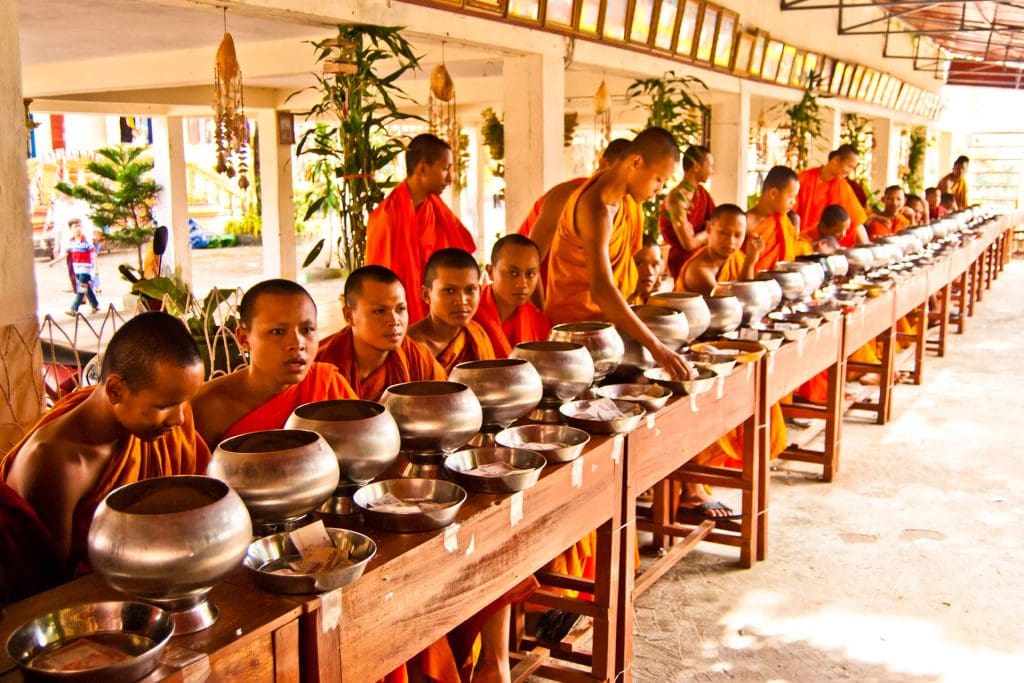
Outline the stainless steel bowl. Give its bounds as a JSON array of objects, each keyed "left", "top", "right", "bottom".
[
  {"left": 88, "top": 476, "right": 252, "bottom": 635},
  {"left": 559, "top": 398, "right": 646, "bottom": 435},
  {"left": 494, "top": 424, "right": 590, "bottom": 463},
  {"left": 681, "top": 351, "right": 738, "bottom": 377},
  {"left": 549, "top": 322, "right": 624, "bottom": 381},
  {"left": 798, "top": 301, "right": 842, "bottom": 323},
  {"left": 243, "top": 527, "right": 376, "bottom": 594},
  {"left": 842, "top": 246, "right": 876, "bottom": 273},
  {"left": 510, "top": 341, "right": 594, "bottom": 402},
  {"left": 761, "top": 321, "right": 808, "bottom": 342},
  {"left": 381, "top": 381, "right": 483, "bottom": 455},
  {"left": 712, "top": 281, "right": 774, "bottom": 323},
  {"left": 6, "top": 601, "right": 174, "bottom": 682},
  {"left": 286, "top": 400, "right": 401, "bottom": 486},
  {"left": 209, "top": 429, "right": 340, "bottom": 525},
  {"left": 757, "top": 270, "right": 806, "bottom": 302},
  {"left": 449, "top": 359, "right": 543, "bottom": 430},
  {"left": 751, "top": 276, "right": 783, "bottom": 310},
  {"left": 444, "top": 447, "right": 546, "bottom": 494},
  {"left": 690, "top": 340, "right": 766, "bottom": 364},
  {"left": 648, "top": 292, "right": 711, "bottom": 340},
  {"left": 724, "top": 328, "right": 786, "bottom": 352},
  {"left": 595, "top": 382, "right": 672, "bottom": 412},
  {"left": 354, "top": 479, "right": 466, "bottom": 533},
  {"left": 704, "top": 295, "right": 744, "bottom": 336},
  {"left": 617, "top": 330, "right": 655, "bottom": 373},
  {"left": 769, "top": 311, "right": 823, "bottom": 329},
  {"left": 630, "top": 305, "right": 690, "bottom": 348},
  {"left": 776, "top": 260, "right": 824, "bottom": 294},
  {"left": 825, "top": 253, "right": 849, "bottom": 278},
  {"left": 644, "top": 366, "right": 718, "bottom": 396}
]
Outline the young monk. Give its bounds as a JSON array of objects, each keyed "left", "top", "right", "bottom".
[
  {"left": 316, "top": 266, "right": 446, "bottom": 401},
  {"left": 905, "top": 194, "right": 928, "bottom": 225},
  {"left": 940, "top": 192, "right": 958, "bottom": 213},
  {"left": 474, "top": 234, "right": 551, "bottom": 352},
  {"left": 745, "top": 166, "right": 801, "bottom": 271},
  {"left": 938, "top": 155, "right": 969, "bottom": 209},
  {"left": 866, "top": 185, "right": 913, "bottom": 239},
  {"left": 629, "top": 236, "right": 665, "bottom": 305},
  {"left": 1, "top": 312, "right": 209, "bottom": 573},
  {"left": 676, "top": 204, "right": 763, "bottom": 295},
  {"left": 409, "top": 248, "right": 500, "bottom": 373},
  {"left": 795, "top": 144, "right": 870, "bottom": 245},
  {"left": 925, "top": 186, "right": 946, "bottom": 219},
  {"left": 795, "top": 204, "right": 850, "bottom": 256},
  {"left": 365, "top": 133, "right": 476, "bottom": 324},
  {"left": 545, "top": 127, "right": 694, "bottom": 380},
  {"left": 659, "top": 145, "right": 716, "bottom": 279},
  {"left": 192, "top": 279, "right": 356, "bottom": 447}
]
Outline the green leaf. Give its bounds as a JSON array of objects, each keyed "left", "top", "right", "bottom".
[{"left": 303, "top": 239, "right": 326, "bottom": 268}]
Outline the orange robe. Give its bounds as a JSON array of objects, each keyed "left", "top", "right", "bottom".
[
  {"left": 473, "top": 285, "right": 550, "bottom": 355},
  {"left": 674, "top": 246, "right": 745, "bottom": 293},
  {"left": 0, "top": 387, "right": 209, "bottom": 575},
  {"left": 794, "top": 236, "right": 814, "bottom": 257},
  {"left": 316, "top": 328, "right": 446, "bottom": 402},
  {"left": 795, "top": 167, "right": 868, "bottom": 238},
  {"left": 748, "top": 212, "right": 798, "bottom": 271},
  {"left": 435, "top": 321, "right": 498, "bottom": 374},
  {"left": 866, "top": 213, "right": 909, "bottom": 240},
  {"left": 0, "top": 481, "right": 64, "bottom": 601},
  {"left": 545, "top": 177, "right": 643, "bottom": 324},
  {"left": 221, "top": 362, "right": 357, "bottom": 440},
  {"left": 366, "top": 181, "right": 476, "bottom": 324}
]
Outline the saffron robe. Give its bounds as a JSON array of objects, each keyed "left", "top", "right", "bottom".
[
  {"left": 748, "top": 212, "right": 799, "bottom": 272},
  {"left": 796, "top": 167, "right": 868, "bottom": 237},
  {"left": 545, "top": 177, "right": 643, "bottom": 324},
  {"left": 0, "top": 387, "right": 210, "bottom": 575},
  {"left": 0, "top": 482, "right": 64, "bottom": 603},
  {"left": 659, "top": 183, "right": 715, "bottom": 278},
  {"left": 366, "top": 182, "right": 476, "bottom": 324},
  {"left": 674, "top": 246, "right": 745, "bottom": 293},
  {"left": 221, "top": 362, "right": 357, "bottom": 440},
  {"left": 473, "top": 285, "right": 550, "bottom": 354},
  {"left": 316, "top": 328, "right": 446, "bottom": 402},
  {"left": 517, "top": 178, "right": 587, "bottom": 292},
  {"left": 434, "top": 321, "right": 498, "bottom": 374},
  {"left": 866, "top": 213, "right": 909, "bottom": 240},
  {"left": 940, "top": 174, "right": 968, "bottom": 209}
]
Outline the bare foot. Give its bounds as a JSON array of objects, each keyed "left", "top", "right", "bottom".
[{"left": 679, "top": 482, "right": 736, "bottom": 518}]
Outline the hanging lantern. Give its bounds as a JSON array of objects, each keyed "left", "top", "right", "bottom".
[
  {"left": 593, "top": 79, "right": 612, "bottom": 167},
  {"left": 428, "top": 58, "right": 459, "bottom": 184},
  {"left": 213, "top": 27, "right": 250, "bottom": 190}
]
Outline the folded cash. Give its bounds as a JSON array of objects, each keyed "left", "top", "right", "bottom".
[
  {"left": 568, "top": 397, "right": 628, "bottom": 420},
  {"left": 289, "top": 520, "right": 333, "bottom": 558},
  {"left": 513, "top": 441, "right": 559, "bottom": 451},
  {"left": 287, "top": 545, "right": 353, "bottom": 574},
  {"left": 33, "top": 637, "right": 132, "bottom": 671},
  {"left": 459, "top": 461, "right": 533, "bottom": 477}
]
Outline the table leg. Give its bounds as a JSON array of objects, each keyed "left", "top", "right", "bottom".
[{"left": 876, "top": 327, "right": 896, "bottom": 425}]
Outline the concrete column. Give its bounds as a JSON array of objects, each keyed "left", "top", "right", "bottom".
[
  {"left": 937, "top": 130, "right": 953, "bottom": 179},
  {"left": 871, "top": 116, "right": 900, "bottom": 191},
  {"left": 0, "top": 1, "right": 43, "bottom": 450},
  {"left": 820, "top": 104, "right": 842, "bottom": 163},
  {"left": 502, "top": 53, "right": 565, "bottom": 234},
  {"left": 475, "top": 125, "right": 489, "bottom": 253},
  {"left": 256, "top": 109, "right": 296, "bottom": 280},
  {"left": 151, "top": 116, "right": 192, "bottom": 283},
  {"left": 708, "top": 85, "right": 750, "bottom": 206}
]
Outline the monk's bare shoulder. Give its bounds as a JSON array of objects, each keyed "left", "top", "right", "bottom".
[
  {"left": 575, "top": 184, "right": 613, "bottom": 239},
  {"left": 545, "top": 179, "right": 584, "bottom": 208},
  {"left": 8, "top": 425, "right": 98, "bottom": 510},
  {"left": 192, "top": 370, "right": 247, "bottom": 445}
]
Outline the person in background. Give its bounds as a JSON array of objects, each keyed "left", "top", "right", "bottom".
[
  {"left": 66, "top": 220, "right": 100, "bottom": 316},
  {"left": 629, "top": 236, "right": 665, "bottom": 305},
  {"left": 940, "top": 192, "right": 959, "bottom": 214},
  {"left": 938, "top": 155, "right": 969, "bottom": 209},
  {"left": 659, "top": 145, "right": 716, "bottom": 279},
  {"left": 905, "top": 194, "right": 928, "bottom": 225},
  {"left": 925, "top": 187, "right": 946, "bottom": 218},
  {"left": 794, "top": 144, "right": 869, "bottom": 245}
]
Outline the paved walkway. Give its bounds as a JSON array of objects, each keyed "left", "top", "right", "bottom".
[{"left": 632, "top": 260, "right": 1024, "bottom": 681}]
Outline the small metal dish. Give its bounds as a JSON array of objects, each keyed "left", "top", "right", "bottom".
[
  {"left": 559, "top": 398, "right": 646, "bottom": 435},
  {"left": 681, "top": 351, "right": 738, "bottom": 377},
  {"left": 769, "top": 311, "right": 823, "bottom": 329},
  {"left": 494, "top": 424, "right": 590, "bottom": 463},
  {"left": 354, "top": 479, "right": 467, "bottom": 533},
  {"left": 243, "top": 527, "right": 376, "bottom": 594},
  {"left": 690, "top": 341, "right": 766, "bottom": 364},
  {"left": 757, "top": 322, "right": 808, "bottom": 342},
  {"left": 644, "top": 366, "right": 718, "bottom": 396},
  {"left": 444, "top": 447, "right": 545, "bottom": 494},
  {"left": 796, "top": 302, "right": 842, "bottom": 323},
  {"left": 6, "top": 601, "right": 173, "bottom": 682},
  {"left": 723, "top": 328, "right": 786, "bottom": 352},
  {"left": 595, "top": 383, "right": 673, "bottom": 412}
]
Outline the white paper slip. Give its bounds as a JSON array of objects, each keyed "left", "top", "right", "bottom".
[
  {"left": 290, "top": 520, "right": 334, "bottom": 558},
  {"left": 510, "top": 492, "right": 524, "bottom": 527},
  {"left": 569, "top": 398, "right": 628, "bottom": 420},
  {"left": 689, "top": 393, "right": 699, "bottom": 412},
  {"left": 444, "top": 524, "right": 460, "bottom": 552},
  {"left": 716, "top": 376, "right": 725, "bottom": 400},
  {"left": 516, "top": 441, "right": 559, "bottom": 451},
  {"left": 571, "top": 458, "right": 584, "bottom": 488},
  {"left": 461, "top": 462, "right": 532, "bottom": 478}
]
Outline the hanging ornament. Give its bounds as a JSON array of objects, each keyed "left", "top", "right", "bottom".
[
  {"left": 593, "top": 79, "right": 612, "bottom": 168},
  {"left": 213, "top": 12, "right": 250, "bottom": 190},
  {"left": 428, "top": 45, "right": 459, "bottom": 159}
]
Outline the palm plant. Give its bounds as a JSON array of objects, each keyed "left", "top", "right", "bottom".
[{"left": 779, "top": 73, "right": 829, "bottom": 172}]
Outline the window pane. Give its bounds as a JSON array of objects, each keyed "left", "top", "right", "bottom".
[
  {"left": 546, "top": 0, "right": 574, "bottom": 26},
  {"left": 508, "top": 0, "right": 540, "bottom": 21},
  {"left": 631, "top": 0, "right": 655, "bottom": 43},
  {"left": 579, "top": 0, "right": 600, "bottom": 33},
  {"left": 677, "top": 1, "right": 700, "bottom": 55},
  {"left": 695, "top": 7, "right": 718, "bottom": 62},
  {"left": 654, "top": 0, "right": 679, "bottom": 50},
  {"left": 603, "top": 0, "right": 628, "bottom": 41}
]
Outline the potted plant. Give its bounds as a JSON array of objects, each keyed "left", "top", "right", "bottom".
[{"left": 778, "top": 73, "right": 830, "bottom": 172}]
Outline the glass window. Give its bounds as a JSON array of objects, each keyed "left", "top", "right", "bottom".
[
  {"left": 603, "top": 0, "right": 629, "bottom": 41},
  {"left": 713, "top": 12, "right": 736, "bottom": 68},
  {"left": 749, "top": 32, "right": 767, "bottom": 76},
  {"left": 677, "top": 0, "right": 701, "bottom": 55},
  {"left": 508, "top": 0, "right": 540, "bottom": 21},
  {"left": 631, "top": 0, "right": 656, "bottom": 43},
  {"left": 654, "top": 0, "right": 679, "bottom": 50},
  {"left": 578, "top": 0, "right": 600, "bottom": 33},
  {"left": 695, "top": 5, "right": 719, "bottom": 62},
  {"left": 546, "top": 0, "right": 575, "bottom": 26}
]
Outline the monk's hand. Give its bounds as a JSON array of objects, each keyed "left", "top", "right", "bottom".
[
  {"left": 653, "top": 344, "right": 697, "bottom": 381},
  {"left": 745, "top": 234, "right": 765, "bottom": 260}
]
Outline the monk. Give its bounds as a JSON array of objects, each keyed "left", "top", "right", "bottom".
[
  {"left": 795, "top": 144, "right": 869, "bottom": 245},
  {"left": 409, "top": 248, "right": 501, "bottom": 373},
  {"left": 545, "top": 127, "right": 694, "bottom": 380},
  {"left": 1, "top": 482, "right": 64, "bottom": 605},
  {"left": 366, "top": 133, "right": 476, "bottom": 324},
  {"left": 938, "top": 155, "right": 969, "bottom": 209},
  {"left": 474, "top": 234, "right": 551, "bottom": 352},
  {"left": 192, "top": 279, "right": 356, "bottom": 447},
  {"left": 676, "top": 204, "right": 762, "bottom": 295},
  {"left": 659, "top": 145, "right": 716, "bottom": 278},
  {"left": 865, "top": 185, "right": 913, "bottom": 239},
  {"left": 795, "top": 204, "right": 849, "bottom": 257},
  {"left": 629, "top": 236, "right": 665, "bottom": 305},
  {"left": 905, "top": 194, "right": 928, "bottom": 225},
  {"left": 1, "top": 312, "right": 209, "bottom": 573},
  {"left": 317, "top": 266, "right": 446, "bottom": 401},
  {"left": 940, "top": 192, "right": 958, "bottom": 213},
  {"left": 745, "top": 165, "right": 801, "bottom": 271},
  {"left": 925, "top": 186, "right": 947, "bottom": 219}
]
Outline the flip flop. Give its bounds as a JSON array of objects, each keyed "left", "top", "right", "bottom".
[{"left": 678, "top": 500, "right": 741, "bottom": 521}]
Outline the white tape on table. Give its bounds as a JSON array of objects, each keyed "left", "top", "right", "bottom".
[
  {"left": 510, "top": 492, "right": 524, "bottom": 527},
  {"left": 745, "top": 362, "right": 754, "bottom": 383},
  {"left": 443, "top": 523, "right": 460, "bottom": 552},
  {"left": 320, "top": 588, "right": 342, "bottom": 635},
  {"left": 571, "top": 458, "right": 584, "bottom": 488},
  {"left": 767, "top": 352, "right": 776, "bottom": 374},
  {"left": 716, "top": 376, "right": 725, "bottom": 400},
  {"left": 689, "top": 393, "right": 699, "bottom": 412},
  {"left": 612, "top": 435, "right": 625, "bottom": 462},
  {"left": 645, "top": 414, "right": 656, "bottom": 431},
  {"left": 465, "top": 534, "right": 475, "bottom": 557},
  {"left": 814, "top": 325, "right": 821, "bottom": 341},
  {"left": 797, "top": 336, "right": 805, "bottom": 357}
]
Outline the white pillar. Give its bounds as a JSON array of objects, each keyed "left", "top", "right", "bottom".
[
  {"left": 937, "top": 130, "right": 953, "bottom": 180},
  {"left": 871, "top": 117, "right": 900, "bottom": 191},
  {"left": 502, "top": 53, "right": 564, "bottom": 234},
  {"left": 151, "top": 116, "right": 192, "bottom": 283},
  {"left": 256, "top": 109, "right": 296, "bottom": 280},
  {"left": 0, "top": 1, "right": 43, "bottom": 449},
  {"left": 708, "top": 85, "right": 750, "bottom": 206},
  {"left": 475, "top": 125, "right": 488, "bottom": 253},
  {"left": 820, "top": 104, "right": 842, "bottom": 164}
]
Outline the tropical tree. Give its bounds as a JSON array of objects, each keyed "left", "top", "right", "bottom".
[{"left": 778, "top": 73, "right": 829, "bottom": 172}]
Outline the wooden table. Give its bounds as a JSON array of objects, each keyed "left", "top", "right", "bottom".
[
  {"left": 0, "top": 574, "right": 303, "bottom": 682},
  {"left": 843, "top": 289, "right": 897, "bottom": 425}
]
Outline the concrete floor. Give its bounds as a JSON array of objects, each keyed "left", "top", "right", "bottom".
[{"left": 631, "top": 260, "right": 1024, "bottom": 682}]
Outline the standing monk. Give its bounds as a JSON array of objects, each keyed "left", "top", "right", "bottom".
[
  {"left": 660, "top": 145, "right": 716, "bottom": 279},
  {"left": 366, "top": 133, "right": 476, "bottom": 324},
  {"left": 317, "top": 266, "right": 446, "bottom": 401},
  {"left": 938, "top": 155, "right": 969, "bottom": 209},
  {"left": 1, "top": 312, "right": 209, "bottom": 574},
  {"left": 474, "top": 235, "right": 551, "bottom": 352},
  {"left": 795, "top": 144, "right": 869, "bottom": 245},
  {"left": 191, "top": 280, "right": 356, "bottom": 447},
  {"left": 409, "top": 248, "right": 501, "bottom": 373},
  {"left": 744, "top": 166, "right": 801, "bottom": 271},
  {"left": 545, "top": 127, "right": 694, "bottom": 380},
  {"left": 629, "top": 236, "right": 666, "bottom": 305}
]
